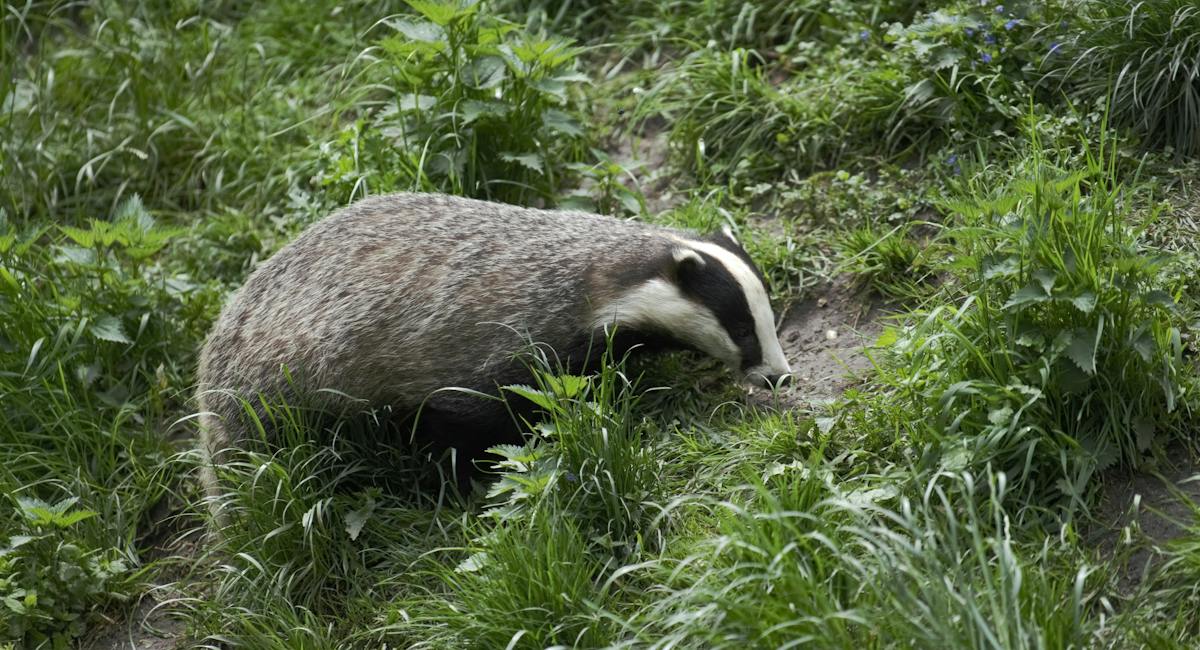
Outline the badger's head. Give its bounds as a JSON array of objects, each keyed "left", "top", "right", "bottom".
[{"left": 594, "top": 226, "right": 793, "bottom": 388}]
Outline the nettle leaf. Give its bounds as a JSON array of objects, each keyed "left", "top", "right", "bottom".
[
  {"left": 460, "top": 99, "right": 509, "bottom": 124},
  {"left": 501, "top": 384, "right": 558, "bottom": 411},
  {"left": 542, "top": 109, "right": 582, "bottom": 137},
  {"left": 114, "top": 194, "right": 153, "bottom": 232},
  {"left": 1061, "top": 290, "right": 1096, "bottom": 314},
  {"left": 60, "top": 225, "right": 95, "bottom": 247},
  {"left": 389, "top": 18, "right": 443, "bottom": 42},
  {"left": 397, "top": 93, "right": 437, "bottom": 112},
  {"left": 982, "top": 254, "right": 1019, "bottom": 279},
  {"left": 1003, "top": 283, "right": 1051, "bottom": 310},
  {"left": 91, "top": 315, "right": 132, "bottom": 344},
  {"left": 1142, "top": 289, "right": 1177, "bottom": 310},
  {"left": 344, "top": 496, "right": 376, "bottom": 541},
  {"left": 407, "top": 0, "right": 474, "bottom": 27},
  {"left": 932, "top": 47, "right": 963, "bottom": 70},
  {"left": 500, "top": 152, "right": 544, "bottom": 174},
  {"left": 464, "top": 55, "right": 505, "bottom": 89},
  {"left": 1033, "top": 269, "right": 1057, "bottom": 293},
  {"left": 542, "top": 374, "right": 587, "bottom": 399},
  {"left": 1132, "top": 330, "right": 1156, "bottom": 362},
  {"left": 1065, "top": 321, "right": 1103, "bottom": 374}
]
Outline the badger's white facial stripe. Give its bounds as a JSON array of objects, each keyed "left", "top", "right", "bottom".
[
  {"left": 672, "top": 237, "right": 792, "bottom": 380},
  {"left": 672, "top": 247, "right": 705, "bottom": 267},
  {"left": 590, "top": 278, "right": 740, "bottom": 368}
]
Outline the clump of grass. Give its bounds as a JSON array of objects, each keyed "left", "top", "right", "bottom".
[
  {"left": 431, "top": 512, "right": 614, "bottom": 648},
  {"left": 875, "top": 135, "right": 1194, "bottom": 508},
  {"left": 1052, "top": 0, "right": 1200, "bottom": 157},
  {"left": 837, "top": 223, "right": 933, "bottom": 298},
  {"left": 622, "top": 467, "right": 1103, "bottom": 648}
]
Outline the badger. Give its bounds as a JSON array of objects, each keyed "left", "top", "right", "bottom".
[{"left": 196, "top": 193, "right": 791, "bottom": 498}]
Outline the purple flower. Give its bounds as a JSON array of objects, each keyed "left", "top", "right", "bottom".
[
  {"left": 860, "top": 29, "right": 870, "bottom": 41},
  {"left": 947, "top": 154, "right": 958, "bottom": 165},
  {"left": 965, "top": 27, "right": 976, "bottom": 37},
  {"left": 995, "top": 5, "right": 1004, "bottom": 13},
  {"left": 981, "top": 52, "right": 993, "bottom": 63},
  {"left": 1048, "top": 42, "right": 1061, "bottom": 55},
  {"left": 1005, "top": 19, "right": 1018, "bottom": 30},
  {"left": 980, "top": 0, "right": 988, "bottom": 5},
  {"left": 565, "top": 471, "right": 578, "bottom": 483},
  {"left": 984, "top": 33, "right": 997, "bottom": 44}
]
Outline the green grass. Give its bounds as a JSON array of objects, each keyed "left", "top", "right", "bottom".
[{"left": 3, "top": 0, "right": 1200, "bottom": 647}]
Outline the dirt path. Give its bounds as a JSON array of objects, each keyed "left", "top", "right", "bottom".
[
  {"left": 1093, "top": 447, "right": 1200, "bottom": 592},
  {"left": 750, "top": 277, "right": 887, "bottom": 409}
]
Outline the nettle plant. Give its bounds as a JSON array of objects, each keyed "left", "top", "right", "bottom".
[
  {"left": 374, "top": 0, "right": 589, "bottom": 205},
  {"left": 881, "top": 145, "right": 1190, "bottom": 506},
  {"left": 0, "top": 497, "right": 131, "bottom": 647},
  {"left": 883, "top": 0, "right": 1070, "bottom": 147}
]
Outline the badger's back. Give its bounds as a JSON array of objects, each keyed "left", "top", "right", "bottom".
[{"left": 197, "top": 193, "right": 676, "bottom": 444}]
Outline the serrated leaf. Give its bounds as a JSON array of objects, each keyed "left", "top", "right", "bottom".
[
  {"left": 1003, "top": 283, "right": 1051, "bottom": 310},
  {"left": 1065, "top": 322, "right": 1102, "bottom": 375},
  {"left": 1143, "top": 289, "right": 1177, "bottom": 309},
  {"left": 461, "top": 99, "right": 509, "bottom": 124},
  {"left": 397, "top": 93, "right": 437, "bottom": 112},
  {"left": 92, "top": 315, "right": 132, "bottom": 344},
  {"left": 500, "top": 152, "right": 544, "bottom": 174},
  {"left": 982, "top": 255, "right": 1018, "bottom": 279},
  {"left": 1033, "top": 269, "right": 1056, "bottom": 293},
  {"left": 1070, "top": 291, "right": 1096, "bottom": 313},
  {"left": 114, "top": 194, "right": 153, "bottom": 232},
  {"left": 465, "top": 55, "right": 506, "bottom": 89},
  {"left": 56, "top": 245, "right": 95, "bottom": 265},
  {"left": 1133, "top": 416, "right": 1156, "bottom": 452},
  {"left": 932, "top": 47, "right": 963, "bottom": 70},
  {"left": 501, "top": 384, "right": 558, "bottom": 411},
  {"left": 60, "top": 225, "right": 95, "bottom": 247},
  {"left": 543, "top": 109, "right": 583, "bottom": 137},
  {"left": 1132, "top": 331, "right": 1155, "bottom": 362},
  {"left": 389, "top": 18, "right": 443, "bottom": 43},
  {"left": 345, "top": 498, "right": 375, "bottom": 541}
]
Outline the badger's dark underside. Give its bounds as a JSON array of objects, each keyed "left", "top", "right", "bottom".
[{"left": 227, "top": 326, "right": 692, "bottom": 492}]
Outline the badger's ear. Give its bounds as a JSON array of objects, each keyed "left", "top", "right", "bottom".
[
  {"left": 671, "top": 246, "right": 706, "bottom": 272},
  {"left": 708, "top": 225, "right": 742, "bottom": 251}
]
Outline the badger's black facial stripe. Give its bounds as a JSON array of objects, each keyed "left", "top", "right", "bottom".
[
  {"left": 677, "top": 250, "right": 763, "bottom": 371},
  {"left": 706, "top": 231, "right": 769, "bottom": 291}
]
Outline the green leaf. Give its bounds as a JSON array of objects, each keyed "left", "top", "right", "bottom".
[
  {"left": 344, "top": 497, "right": 375, "bottom": 541},
  {"left": 542, "top": 109, "right": 582, "bottom": 137},
  {"left": 1062, "top": 290, "right": 1096, "bottom": 314},
  {"left": 390, "top": 19, "right": 443, "bottom": 42},
  {"left": 500, "top": 152, "right": 544, "bottom": 174},
  {"left": 501, "top": 384, "right": 558, "bottom": 411},
  {"left": 406, "top": 0, "right": 474, "bottom": 27},
  {"left": 60, "top": 225, "right": 95, "bottom": 247},
  {"left": 982, "top": 255, "right": 1018, "bottom": 279},
  {"left": 932, "top": 47, "right": 963, "bottom": 70},
  {"left": 92, "top": 315, "right": 132, "bottom": 344},
  {"left": 1065, "top": 321, "right": 1102, "bottom": 375},
  {"left": 1133, "top": 416, "right": 1156, "bottom": 452},
  {"left": 1003, "top": 283, "right": 1051, "bottom": 310},
  {"left": 1033, "top": 269, "right": 1056, "bottom": 293}
]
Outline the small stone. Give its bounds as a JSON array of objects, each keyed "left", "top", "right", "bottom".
[
  {"left": 825, "top": 329, "right": 838, "bottom": 340},
  {"left": 817, "top": 297, "right": 828, "bottom": 308}
]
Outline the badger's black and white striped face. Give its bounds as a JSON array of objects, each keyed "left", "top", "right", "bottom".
[{"left": 596, "top": 227, "right": 792, "bottom": 388}]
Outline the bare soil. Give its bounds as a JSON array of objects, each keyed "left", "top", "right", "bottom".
[
  {"left": 1092, "top": 447, "right": 1200, "bottom": 592},
  {"left": 748, "top": 277, "right": 888, "bottom": 410}
]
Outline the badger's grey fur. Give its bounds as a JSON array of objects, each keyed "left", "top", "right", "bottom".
[{"left": 197, "top": 193, "right": 790, "bottom": 501}]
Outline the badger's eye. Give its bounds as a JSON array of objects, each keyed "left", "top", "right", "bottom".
[{"left": 732, "top": 325, "right": 754, "bottom": 339}]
